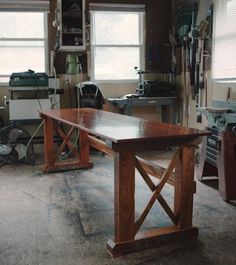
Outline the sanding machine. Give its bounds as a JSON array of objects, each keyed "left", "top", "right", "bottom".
[{"left": 197, "top": 100, "right": 236, "bottom": 201}]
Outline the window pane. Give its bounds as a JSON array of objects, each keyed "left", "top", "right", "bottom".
[
  {"left": 212, "top": 0, "right": 236, "bottom": 79},
  {"left": 0, "top": 46, "right": 45, "bottom": 76},
  {"left": 227, "top": 0, "right": 236, "bottom": 34},
  {"left": 0, "top": 12, "right": 44, "bottom": 38},
  {"left": 212, "top": 38, "right": 236, "bottom": 78},
  {"left": 93, "top": 12, "right": 140, "bottom": 45},
  {"left": 94, "top": 47, "right": 140, "bottom": 80},
  {"left": 0, "top": 76, "right": 10, "bottom": 83}
]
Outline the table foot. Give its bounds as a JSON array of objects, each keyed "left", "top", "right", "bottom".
[
  {"left": 43, "top": 161, "right": 93, "bottom": 173},
  {"left": 107, "top": 226, "right": 198, "bottom": 257}
]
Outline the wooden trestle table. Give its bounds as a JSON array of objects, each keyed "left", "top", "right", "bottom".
[{"left": 40, "top": 108, "right": 209, "bottom": 256}]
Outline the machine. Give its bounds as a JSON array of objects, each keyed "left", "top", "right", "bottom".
[
  {"left": 197, "top": 100, "right": 236, "bottom": 201},
  {"left": 0, "top": 124, "right": 35, "bottom": 166},
  {"left": 134, "top": 67, "right": 176, "bottom": 97},
  {"left": 77, "top": 81, "right": 105, "bottom": 109},
  {"left": 0, "top": 71, "right": 61, "bottom": 166},
  {"left": 9, "top": 69, "right": 48, "bottom": 87},
  {"left": 8, "top": 71, "right": 60, "bottom": 121}
]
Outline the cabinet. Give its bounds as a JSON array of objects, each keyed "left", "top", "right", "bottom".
[{"left": 58, "top": 0, "right": 85, "bottom": 51}]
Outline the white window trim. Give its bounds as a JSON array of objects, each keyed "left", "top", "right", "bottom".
[
  {"left": 0, "top": 12, "right": 48, "bottom": 85},
  {"left": 44, "top": 12, "right": 49, "bottom": 75},
  {"left": 90, "top": 6, "right": 145, "bottom": 84},
  {"left": 89, "top": 3, "right": 145, "bottom": 12},
  {"left": 0, "top": 0, "right": 50, "bottom": 12}
]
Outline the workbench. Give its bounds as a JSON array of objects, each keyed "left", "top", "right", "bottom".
[
  {"left": 40, "top": 108, "right": 209, "bottom": 256},
  {"left": 107, "top": 96, "right": 178, "bottom": 123}
]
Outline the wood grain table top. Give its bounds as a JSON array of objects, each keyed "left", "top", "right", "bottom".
[{"left": 40, "top": 108, "right": 210, "bottom": 144}]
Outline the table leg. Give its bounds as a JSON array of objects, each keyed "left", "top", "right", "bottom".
[
  {"left": 43, "top": 116, "right": 57, "bottom": 172},
  {"left": 172, "top": 100, "right": 177, "bottom": 124},
  {"left": 79, "top": 130, "right": 91, "bottom": 166},
  {"left": 174, "top": 146, "right": 197, "bottom": 229},
  {"left": 123, "top": 103, "right": 132, "bottom": 115},
  {"left": 161, "top": 105, "right": 168, "bottom": 122},
  {"left": 42, "top": 120, "right": 93, "bottom": 173},
  {"left": 107, "top": 145, "right": 198, "bottom": 256},
  {"left": 107, "top": 150, "right": 135, "bottom": 255}
]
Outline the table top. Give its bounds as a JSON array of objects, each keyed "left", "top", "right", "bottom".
[
  {"left": 40, "top": 108, "right": 209, "bottom": 144},
  {"left": 107, "top": 96, "right": 177, "bottom": 102}
]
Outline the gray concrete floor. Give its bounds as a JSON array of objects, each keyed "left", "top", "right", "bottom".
[{"left": 0, "top": 153, "right": 235, "bottom": 265}]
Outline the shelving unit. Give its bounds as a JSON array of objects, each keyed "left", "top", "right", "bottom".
[{"left": 58, "top": 0, "right": 85, "bottom": 51}]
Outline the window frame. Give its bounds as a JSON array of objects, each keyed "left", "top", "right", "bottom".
[
  {"left": 0, "top": 11, "right": 48, "bottom": 85},
  {"left": 90, "top": 8, "right": 145, "bottom": 84}
]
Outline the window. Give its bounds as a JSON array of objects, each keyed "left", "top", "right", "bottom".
[
  {"left": 0, "top": 12, "right": 48, "bottom": 83},
  {"left": 90, "top": 4, "right": 145, "bottom": 82},
  {"left": 212, "top": 0, "right": 236, "bottom": 81},
  {"left": 0, "top": 0, "right": 49, "bottom": 84}
]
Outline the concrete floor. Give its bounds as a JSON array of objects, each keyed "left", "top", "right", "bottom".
[{"left": 0, "top": 153, "right": 235, "bottom": 265}]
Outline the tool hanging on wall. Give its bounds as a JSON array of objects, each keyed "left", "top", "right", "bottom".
[
  {"left": 65, "top": 53, "right": 83, "bottom": 108},
  {"left": 52, "top": 1, "right": 60, "bottom": 51},
  {"left": 189, "top": 2, "right": 199, "bottom": 99},
  {"left": 196, "top": 4, "right": 213, "bottom": 122},
  {"left": 176, "top": 2, "right": 213, "bottom": 125},
  {"left": 66, "top": 54, "right": 80, "bottom": 75},
  {"left": 196, "top": 38, "right": 204, "bottom": 123},
  {"left": 176, "top": 5, "right": 192, "bottom": 126}
]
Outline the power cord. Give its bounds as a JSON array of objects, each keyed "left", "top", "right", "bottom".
[{"left": 23, "top": 66, "right": 59, "bottom": 163}]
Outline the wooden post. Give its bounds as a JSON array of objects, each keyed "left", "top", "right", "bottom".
[
  {"left": 114, "top": 150, "right": 135, "bottom": 242},
  {"left": 79, "top": 130, "right": 90, "bottom": 165},
  {"left": 43, "top": 116, "right": 56, "bottom": 172},
  {"left": 174, "top": 146, "right": 196, "bottom": 229}
]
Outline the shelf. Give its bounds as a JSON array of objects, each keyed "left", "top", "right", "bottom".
[
  {"left": 62, "top": 32, "right": 82, "bottom": 35},
  {"left": 57, "top": 0, "right": 85, "bottom": 51},
  {"left": 62, "top": 14, "right": 82, "bottom": 19}
]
